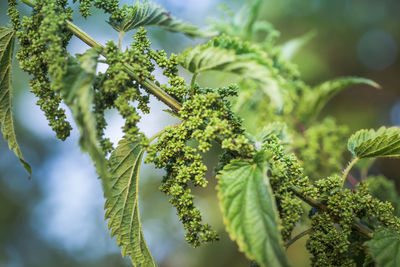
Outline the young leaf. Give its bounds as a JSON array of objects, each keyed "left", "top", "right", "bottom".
[
  {"left": 347, "top": 126, "right": 400, "bottom": 159},
  {"left": 178, "top": 45, "right": 236, "bottom": 74},
  {"left": 210, "top": 0, "right": 266, "bottom": 42},
  {"left": 0, "top": 27, "right": 31, "bottom": 176},
  {"left": 216, "top": 154, "right": 290, "bottom": 267},
  {"left": 61, "top": 47, "right": 110, "bottom": 193},
  {"left": 105, "top": 138, "right": 156, "bottom": 267},
  {"left": 179, "top": 46, "right": 283, "bottom": 109},
  {"left": 280, "top": 31, "right": 316, "bottom": 60},
  {"left": 298, "top": 77, "right": 380, "bottom": 123},
  {"left": 108, "top": 0, "right": 216, "bottom": 38},
  {"left": 365, "top": 228, "right": 400, "bottom": 267}
]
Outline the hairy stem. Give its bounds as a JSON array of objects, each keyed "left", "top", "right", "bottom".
[
  {"left": 19, "top": 0, "right": 182, "bottom": 112},
  {"left": 342, "top": 157, "right": 360, "bottom": 186}
]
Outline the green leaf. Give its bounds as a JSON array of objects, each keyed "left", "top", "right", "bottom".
[
  {"left": 216, "top": 154, "right": 290, "bottom": 267},
  {"left": 62, "top": 47, "right": 110, "bottom": 193},
  {"left": 0, "top": 27, "right": 31, "bottom": 176},
  {"left": 347, "top": 126, "right": 400, "bottom": 159},
  {"left": 179, "top": 46, "right": 283, "bottom": 109},
  {"left": 210, "top": 0, "right": 269, "bottom": 42},
  {"left": 105, "top": 138, "right": 156, "bottom": 267},
  {"left": 108, "top": 0, "right": 216, "bottom": 38},
  {"left": 280, "top": 31, "right": 316, "bottom": 60},
  {"left": 298, "top": 77, "right": 380, "bottom": 122},
  {"left": 178, "top": 45, "right": 236, "bottom": 74},
  {"left": 365, "top": 228, "right": 400, "bottom": 267}
]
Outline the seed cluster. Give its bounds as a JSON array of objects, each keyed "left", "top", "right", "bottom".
[
  {"left": 10, "top": 0, "right": 73, "bottom": 140},
  {"left": 146, "top": 88, "right": 254, "bottom": 246}
]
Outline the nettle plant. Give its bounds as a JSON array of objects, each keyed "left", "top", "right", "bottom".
[{"left": 2, "top": 0, "right": 400, "bottom": 266}]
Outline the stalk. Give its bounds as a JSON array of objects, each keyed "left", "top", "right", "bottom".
[
  {"left": 342, "top": 157, "right": 360, "bottom": 186},
  {"left": 19, "top": 0, "right": 182, "bottom": 112}
]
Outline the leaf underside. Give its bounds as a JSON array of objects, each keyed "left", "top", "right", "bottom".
[
  {"left": 216, "top": 156, "right": 290, "bottom": 267},
  {"left": 0, "top": 27, "right": 31, "bottom": 176},
  {"left": 62, "top": 47, "right": 110, "bottom": 194},
  {"left": 366, "top": 228, "right": 400, "bottom": 267},
  {"left": 348, "top": 126, "right": 400, "bottom": 159},
  {"left": 105, "top": 138, "right": 156, "bottom": 267},
  {"left": 109, "top": 0, "right": 216, "bottom": 38}
]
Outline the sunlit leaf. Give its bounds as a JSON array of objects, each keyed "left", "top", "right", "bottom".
[
  {"left": 366, "top": 228, "right": 400, "bottom": 267},
  {"left": 298, "top": 77, "right": 380, "bottom": 122},
  {"left": 108, "top": 0, "right": 216, "bottom": 38},
  {"left": 62, "top": 47, "right": 110, "bottom": 193},
  {"left": 347, "top": 126, "right": 400, "bottom": 159},
  {"left": 0, "top": 27, "right": 31, "bottom": 176},
  {"left": 216, "top": 153, "right": 290, "bottom": 267},
  {"left": 105, "top": 138, "right": 156, "bottom": 267}
]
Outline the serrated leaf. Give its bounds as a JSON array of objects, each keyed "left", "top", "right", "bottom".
[
  {"left": 365, "top": 228, "right": 400, "bottom": 267},
  {"left": 105, "top": 138, "right": 156, "bottom": 267},
  {"left": 62, "top": 47, "right": 110, "bottom": 194},
  {"left": 298, "top": 77, "right": 380, "bottom": 122},
  {"left": 178, "top": 45, "right": 236, "bottom": 74},
  {"left": 108, "top": 0, "right": 216, "bottom": 38},
  {"left": 0, "top": 27, "right": 31, "bottom": 176},
  {"left": 178, "top": 45, "right": 283, "bottom": 109},
  {"left": 216, "top": 154, "right": 290, "bottom": 267},
  {"left": 347, "top": 126, "right": 400, "bottom": 159},
  {"left": 280, "top": 31, "right": 316, "bottom": 60}
]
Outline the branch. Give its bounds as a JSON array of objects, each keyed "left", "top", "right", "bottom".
[
  {"left": 19, "top": 0, "right": 182, "bottom": 112},
  {"left": 285, "top": 228, "right": 313, "bottom": 249},
  {"left": 290, "top": 186, "right": 373, "bottom": 239}
]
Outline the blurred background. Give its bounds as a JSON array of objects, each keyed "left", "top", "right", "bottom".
[{"left": 0, "top": 0, "right": 399, "bottom": 266}]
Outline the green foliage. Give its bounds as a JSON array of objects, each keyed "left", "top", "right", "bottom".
[
  {"left": 294, "top": 118, "right": 349, "bottom": 179},
  {"left": 348, "top": 126, "right": 400, "bottom": 159},
  {"left": 105, "top": 138, "right": 156, "bottom": 267},
  {"left": 108, "top": 0, "right": 216, "bottom": 38},
  {"left": 0, "top": 27, "right": 30, "bottom": 175},
  {"left": 179, "top": 43, "right": 284, "bottom": 109},
  {"left": 62, "top": 47, "right": 111, "bottom": 194},
  {"left": 216, "top": 154, "right": 290, "bottom": 267},
  {"left": 297, "top": 77, "right": 380, "bottom": 123},
  {"left": 366, "top": 175, "right": 400, "bottom": 217},
  {"left": 4, "top": 0, "right": 400, "bottom": 266},
  {"left": 366, "top": 228, "right": 400, "bottom": 267}
]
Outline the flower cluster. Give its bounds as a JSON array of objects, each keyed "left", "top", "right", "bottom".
[
  {"left": 11, "top": 0, "right": 73, "bottom": 140},
  {"left": 146, "top": 89, "right": 254, "bottom": 246},
  {"left": 294, "top": 118, "right": 349, "bottom": 179}
]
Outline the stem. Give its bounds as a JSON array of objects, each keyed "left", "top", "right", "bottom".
[
  {"left": 118, "top": 31, "right": 125, "bottom": 51},
  {"left": 290, "top": 185, "right": 373, "bottom": 239},
  {"left": 190, "top": 73, "right": 198, "bottom": 98},
  {"left": 285, "top": 228, "right": 313, "bottom": 249},
  {"left": 342, "top": 157, "right": 360, "bottom": 186},
  {"left": 19, "top": 0, "right": 34, "bottom": 7},
  {"left": 19, "top": 0, "right": 182, "bottom": 113}
]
